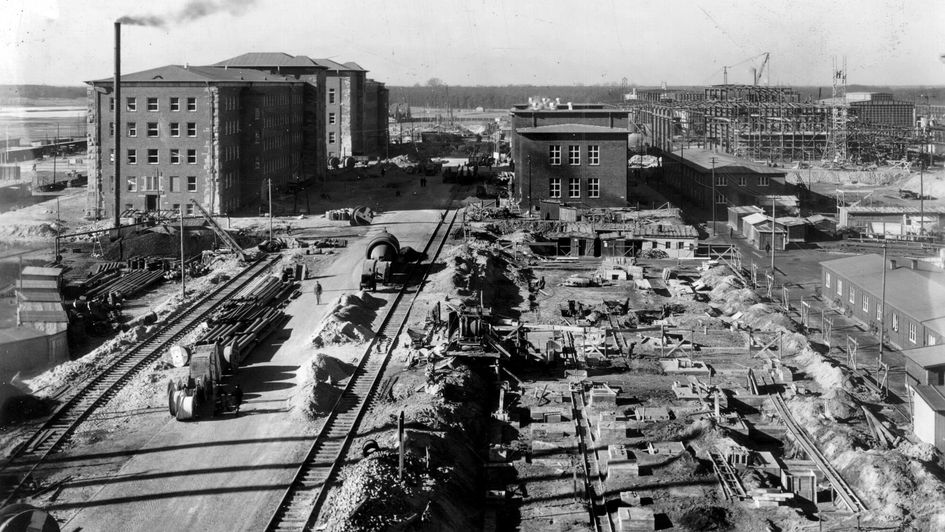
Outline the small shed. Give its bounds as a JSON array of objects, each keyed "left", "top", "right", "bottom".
[
  {"left": 904, "top": 346, "right": 945, "bottom": 388},
  {"left": 910, "top": 384, "right": 945, "bottom": 451},
  {"left": 21, "top": 266, "right": 64, "bottom": 286},
  {"left": 0, "top": 326, "right": 69, "bottom": 373},
  {"left": 728, "top": 205, "right": 764, "bottom": 232},
  {"left": 751, "top": 222, "right": 786, "bottom": 251},
  {"left": 774, "top": 217, "right": 808, "bottom": 243}
]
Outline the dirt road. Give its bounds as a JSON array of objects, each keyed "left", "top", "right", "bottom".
[{"left": 56, "top": 207, "right": 446, "bottom": 531}]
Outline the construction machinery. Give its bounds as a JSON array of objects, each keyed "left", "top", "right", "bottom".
[
  {"left": 360, "top": 230, "right": 401, "bottom": 290},
  {"left": 189, "top": 199, "right": 249, "bottom": 261},
  {"left": 167, "top": 342, "right": 235, "bottom": 420}
]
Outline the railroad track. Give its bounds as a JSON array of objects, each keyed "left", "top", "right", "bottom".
[
  {"left": 769, "top": 393, "right": 867, "bottom": 513},
  {"left": 570, "top": 386, "right": 614, "bottom": 532},
  {"left": 0, "top": 254, "right": 280, "bottom": 505},
  {"left": 265, "top": 210, "right": 457, "bottom": 532}
]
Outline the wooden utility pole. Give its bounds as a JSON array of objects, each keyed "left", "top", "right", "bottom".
[
  {"left": 179, "top": 207, "right": 186, "bottom": 299},
  {"left": 113, "top": 21, "right": 122, "bottom": 228},
  {"left": 268, "top": 178, "right": 273, "bottom": 241},
  {"left": 879, "top": 242, "right": 887, "bottom": 364}
]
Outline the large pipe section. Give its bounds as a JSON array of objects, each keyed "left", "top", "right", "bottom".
[
  {"left": 113, "top": 21, "right": 121, "bottom": 228},
  {"left": 365, "top": 231, "right": 400, "bottom": 261}
]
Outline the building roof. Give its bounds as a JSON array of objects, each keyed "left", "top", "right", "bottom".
[
  {"left": 913, "top": 385, "right": 945, "bottom": 412},
  {"left": 17, "top": 291, "right": 63, "bottom": 303},
  {"left": 341, "top": 61, "right": 366, "bottom": 71},
  {"left": 88, "top": 65, "right": 299, "bottom": 85},
  {"left": 729, "top": 205, "right": 764, "bottom": 215},
  {"left": 743, "top": 213, "right": 769, "bottom": 225},
  {"left": 775, "top": 217, "right": 808, "bottom": 227},
  {"left": 211, "top": 52, "right": 324, "bottom": 68},
  {"left": 821, "top": 254, "right": 945, "bottom": 333},
  {"left": 841, "top": 206, "right": 945, "bottom": 215},
  {"left": 21, "top": 266, "right": 63, "bottom": 278},
  {"left": 665, "top": 148, "right": 786, "bottom": 176},
  {"left": 311, "top": 58, "right": 363, "bottom": 71},
  {"left": 16, "top": 280, "right": 59, "bottom": 291},
  {"left": 517, "top": 124, "right": 629, "bottom": 135},
  {"left": 0, "top": 326, "right": 48, "bottom": 344},
  {"left": 903, "top": 345, "right": 945, "bottom": 369}
]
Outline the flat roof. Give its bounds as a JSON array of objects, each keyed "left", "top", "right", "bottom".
[
  {"left": 517, "top": 124, "right": 629, "bottom": 135},
  {"left": 842, "top": 206, "right": 945, "bottom": 215},
  {"left": 903, "top": 345, "right": 945, "bottom": 368},
  {"left": 663, "top": 148, "right": 786, "bottom": 176},
  {"left": 21, "top": 266, "right": 63, "bottom": 277}
]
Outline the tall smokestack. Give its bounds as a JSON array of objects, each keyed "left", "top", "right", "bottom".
[{"left": 114, "top": 21, "right": 121, "bottom": 228}]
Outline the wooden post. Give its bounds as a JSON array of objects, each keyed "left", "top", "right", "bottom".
[{"left": 398, "top": 410, "right": 405, "bottom": 481}]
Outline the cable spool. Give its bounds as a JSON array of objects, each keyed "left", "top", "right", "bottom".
[
  {"left": 0, "top": 504, "right": 59, "bottom": 532},
  {"left": 167, "top": 380, "right": 179, "bottom": 417}
]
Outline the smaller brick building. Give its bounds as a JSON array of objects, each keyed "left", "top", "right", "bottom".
[{"left": 511, "top": 124, "right": 629, "bottom": 212}]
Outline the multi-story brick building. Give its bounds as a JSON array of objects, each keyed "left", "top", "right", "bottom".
[
  {"left": 85, "top": 64, "right": 311, "bottom": 217},
  {"left": 511, "top": 124, "right": 630, "bottom": 212}
]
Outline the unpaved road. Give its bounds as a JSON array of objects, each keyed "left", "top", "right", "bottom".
[{"left": 54, "top": 206, "right": 447, "bottom": 531}]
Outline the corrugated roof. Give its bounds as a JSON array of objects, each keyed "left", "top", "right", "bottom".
[
  {"left": 17, "top": 280, "right": 59, "bottom": 291},
  {"left": 17, "top": 291, "right": 63, "bottom": 303},
  {"left": 88, "top": 65, "right": 299, "bottom": 85},
  {"left": 903, "top": 345, "right": 945, "bottom": 368},
  {"left": 211, "top": 52, "right": 323, "bottom": 68},
  {"left": 913, "top": 385, "right": 945, "bottom": 412},
  {"left": 821, "top": 254, "right": 945, "bottom": 331},
  {"left": 517, "top": 124, "right": 630, "bottom": 135}
]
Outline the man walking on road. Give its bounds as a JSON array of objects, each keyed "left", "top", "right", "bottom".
[
  {"left": 232, "top": 384, "right": 243, "bottom": 416},
  {"left": 314, "top": 281, "right": 323, "bottom": 304}
]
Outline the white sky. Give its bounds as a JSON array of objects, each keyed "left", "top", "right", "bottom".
[{"left": 2, "top": 0, "right": 944, "bottom": 87}]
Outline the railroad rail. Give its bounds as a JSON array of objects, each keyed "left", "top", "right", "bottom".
[
  {"left": 265, "top": 210, "right": 457, "bottom": 532},
  {"left": 769, "top": 393, "right": 867, "bottom": 513},
  {"left": 0, "top": 254, "right": 281, "bottom": 505},
  {"left": 570, "top": 385, "right": 615, "bottom": 532}
]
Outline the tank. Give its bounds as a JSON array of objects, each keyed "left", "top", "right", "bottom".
[{"left": 365, "top": 231, "right": 400, "bottom": 261}]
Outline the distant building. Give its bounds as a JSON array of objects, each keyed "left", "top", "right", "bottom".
[
  {"left": 86, "top": 65, "right": 312, "bottom": 217},
  {"left": 820, "top": 254, "right": 945, "bottom": 349},
  {"left": 821, "top": 92, "right": 915, "bottom": 129}
]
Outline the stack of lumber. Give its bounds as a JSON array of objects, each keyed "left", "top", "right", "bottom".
[{"left": 84, "top": 270, "right": 165, "bottom": 300}]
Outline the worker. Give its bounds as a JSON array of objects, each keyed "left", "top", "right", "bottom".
[
  {"left": 765, "top": 243, "right": 771, "bottom": 255},
  {"left": 314, "top": 281, "right": 323, "bottom": 304},
  {"left": 232, "top": 384, "right": 243, "bottom": 416},
  {"left": 729, "top": 227, "right": 734, "bottom": 239}
]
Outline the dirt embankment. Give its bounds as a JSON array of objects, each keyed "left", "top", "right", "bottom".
[{"left": 700, "top": 264, "right": 945, "bottom": 528}]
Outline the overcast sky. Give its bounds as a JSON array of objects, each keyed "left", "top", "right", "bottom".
[{"left": 2, "top": 0, "right": 944, "bottom": 87}]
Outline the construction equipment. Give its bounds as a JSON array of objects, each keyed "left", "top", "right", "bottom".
[
  {"left": 360, "top": 230, "right": 400, "bottom": 290},
  {"left": 167, "top": 342, "right": 235, "bottom": 421},
  {"left": 189, "top": 199, "right": 248, "bottom": 261}
]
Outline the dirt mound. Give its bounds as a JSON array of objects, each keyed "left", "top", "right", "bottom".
[
  {"left": 0, "top": 221, "right": 60, "bottom": 241},
  {"left": 103, "top": 228, "right": 217, "bottom": 261},
  {"left": 311, "top": 291, "right": 384, "bottom": 347},
  {"left": 678, "top": 506, "right": 732, "bottom": 531},
  {"left": 0, "top": 383, "right": 50, "bottom": 425},
  {"left": 310, "top": 353, "right": 355, "bottom": 384}
]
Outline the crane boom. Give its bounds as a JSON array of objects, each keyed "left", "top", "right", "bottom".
[
  {"left": 188, "top": 199, "right": 248, "bottom": 261},
  {"left": 754, "top": 52, "right": 770, "bottom": 86}
]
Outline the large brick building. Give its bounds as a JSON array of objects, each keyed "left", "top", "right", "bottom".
[
  {"left": 86, "top": 65, "right": 312, "bottom": 217},
  {"left": 510, "top": 101, "right": 631, "bottom": 212}
]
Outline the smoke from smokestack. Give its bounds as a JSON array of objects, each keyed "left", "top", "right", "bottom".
[{"left": 117, "top": 0, "right": 256, "bottom": 28}]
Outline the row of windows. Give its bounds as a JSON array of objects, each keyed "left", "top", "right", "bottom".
[
  {"left": 548, "top": 178, "right": 600, "bottom": 199},
  {"left": 714, "top": 176, "right": 770, "bottom": 187},
  {"left": 109, "top": 121, "right": 197, "bottom": 138},
  {"left": 548, "top": 145, "right": 600, "bottom": 166},
  {"left": 328, "top": 88, "right": 336, "bottom": 104},
  {"left": 121, "top": 148, "right": 198, "bottom": 165},
  {"left": 126, "top": 175, "right": 197, "bottom": 192},
  {"left": 110, "top": 96, "right": 197, "bottom": 112},
  {"left": 825, "top": 271, "right": 932, "bottom": 345},
  {"left": 124, "top": 203, "right": 197, "bottom": 215}
]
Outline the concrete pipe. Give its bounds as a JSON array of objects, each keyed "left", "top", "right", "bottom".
[{"left": 365, "top": 231, "right": 400, "bottom": 261}]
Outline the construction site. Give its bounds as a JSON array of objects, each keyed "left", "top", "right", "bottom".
[{"left": 4, "top": 2, "right": 945, "bottom": 531}]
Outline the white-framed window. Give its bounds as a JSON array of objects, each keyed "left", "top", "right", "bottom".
[
  {"left": 716, "top": 192, "right": 727, "bottom": 204},
  {"left": 568, "top": 145, "right": 580, "bottom": 165},
  {"left": 169, "top": 176, "right": 180, "bottom": 192},
  {"left": 909, "top": 322, "right": 917, "bottom": 344},
  {"left": 170, "top": 123, "right": 179, "bottom": 137},
  {"left": 825, "top": 272, "right": 831, "bottom": 288},
  {"left": 170, "top": 149, "right": 181, "bottom": 164},
  {"left": 716, "top": 175, "right": 726, "bottom": 186},
  {"left": 549, "top": 178, "right": 561, "bottom": 198},
  {"left": 588, "top": 145, "right": 600, "bottom": 165},
  {"left": 863, "top": 294, "right": 869, "bottom": 313},
  {"left": 147, "top": 149, "right": 159, "bottom": 164},
  {"left": 876, "top": 301, "right": 882, "bottom": 320},
  {"left": 126, "top": 176, "right": 136, "bottom": 192},
  {"left": 172, "top": 203, "right": 180, "bottom": 213},
  {"left": 127, "top": 149, "right": 137, "bottom": 165},
  {"left": 892, "top": 312, "right": 899, "bottom": 332},
  {"left": 141, "top": 175, "right": 157, "bottom": 191},
  {"left": 549, "top": 145, "right": 561, "bottom": 165},
  {"left": 147, "top": 97, "right": 158, "bottom": 112},
  {"left": 147, "top": 122, "right": 159, "bottom": 137},
  {"left": 328, "top": 88, "right": 336, "bottom": 104},
  {"left": 187, "top": 149, "right": 197, "bottom": 164},
  {"left": 170, "top": 97, "right": 180, "bottom": 111},
  {"left": 849, "top": 286, "right": 855, "bottom": 304},
  {"left": 126, "top": 97, "right": 136, "bottom": 111},
  {"left": 187, "top": 176, "right": 197, "bottom": 192},
  {"left": 127, "top": 122, "right": 137, "bottom": 137},
  {"left": 759, "top": 176, "right": 770, "bottom": 186},
  {"left": 836, "top": 278, "right": 843, "bottom": 296},
  {"left": 186, "top": 123, "right": 196, "bottom": 137},
  {"left": 739, "top": 176, "right": 747, "bottom": 186},
  {"left": 588, "top": 178, "right": 600, "bottom": 198},
  {"left": 186, "top": 203, "right": 195, "bottom": 215},
  {"left": 929, "top": 333, "right": 938, "bottom": 346},
  {"left": 568, "top": 178, "right": 580, "bottom": 198},
  {"left": 186, "top": 97, "right": 196, "bottom": 111},
  {"left": 328, "top": 132, "right": 336, "bottom": 143},
  {"left": 329, "top": 112, "right": 336, "bottom": 124}
]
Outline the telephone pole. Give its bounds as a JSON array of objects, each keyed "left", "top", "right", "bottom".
[{"left": 710, "top": 157, "right": 718, "bottom": 235}]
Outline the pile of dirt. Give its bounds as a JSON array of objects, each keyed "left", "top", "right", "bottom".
[
  {"left": 309, "top": 353, "right": 355, "bottom": 385},
  {"left": 311, "top": 291, "right": 384, "bottom": 347},
  {"left": 0, "top": 221, "right": 60, "bottom": 242},
  {"left": 290, "top": 380, "right": 343, "bottom": 421},
  {"left": 103, "top": 228, "right": 217, "bottom": 261},
  {"left": 677, "top": 505, "right": 732, "bottom": 531},
  {"left": 0, "top": 383, "right": 50, "bottom": 425}
]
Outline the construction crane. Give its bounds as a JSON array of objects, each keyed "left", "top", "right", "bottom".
[
  {"left": 189, "top": 199, "right": 249, "bottom": 262},
  {"left": 722, "top": 52, "right": 770, "bottom": 85}
]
